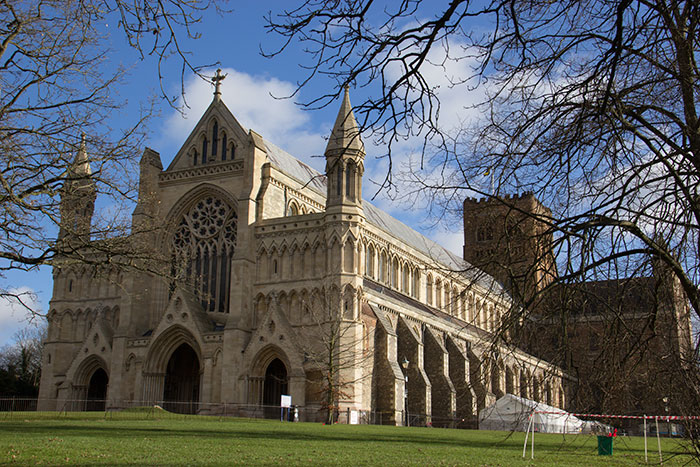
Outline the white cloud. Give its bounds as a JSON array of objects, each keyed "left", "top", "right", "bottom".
[
  {"left": 429, "top": 230, "right": 464, "bottom": 256},
  {"left": 0, "top": 286, "right": 44, "bottom": 346},
  {"left": 156, "top": 66, "right": 469, "bottom": 259},
  {"left": 158, "top": 68, "right": 327, "bottom": 171}
]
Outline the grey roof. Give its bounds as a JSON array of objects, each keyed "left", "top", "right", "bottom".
[
  {"left": 265, "top": 140, "right": 327, "bottom": 194},
  {"left": 264, "top": 139, "right": 504, "bottom": 293}
]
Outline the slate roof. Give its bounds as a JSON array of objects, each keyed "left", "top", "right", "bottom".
[{"left": 263, "top": 139, "right": 505, "bottom": 293}]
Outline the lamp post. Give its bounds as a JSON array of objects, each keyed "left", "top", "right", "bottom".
[{"left": 401, "top": 357, "right": 409, "bottom": 427}]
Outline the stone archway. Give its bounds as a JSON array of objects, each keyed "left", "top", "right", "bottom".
[
  {"left": 163, "top": 343, "right": 201, "bottom": 414},
  {"left": 263, "top": 358, "right": 288, "bottom": 407},
  {"left": 70, "top": 355, "right": 109, "bottom": 411},
  {"left": 85, "top": 368, "right": 109, "bottom": 411},
  {"left": 141, "top": 325, "right": 203, "bottom": 410},
  {"left": 248, "top": 346, "right": 291, "bottom": 419}
]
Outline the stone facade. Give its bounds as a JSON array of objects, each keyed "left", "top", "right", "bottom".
[
  {"left": 463, "top": 194, "right": 694, "bottom": 418},
  {"left": 38, "top": 87, "right": 567, "bottom": 424}
]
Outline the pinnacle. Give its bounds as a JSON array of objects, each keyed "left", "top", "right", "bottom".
[
  {"left": 72, "top": 133, "right": 92, "bottom": 176},
  {"left": 325, "top": 86, "right": 365, "bottom": 156}
]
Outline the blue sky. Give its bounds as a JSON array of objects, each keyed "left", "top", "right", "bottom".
[{"left": 0, "top": 2, "right": 469, "bottom": 346}]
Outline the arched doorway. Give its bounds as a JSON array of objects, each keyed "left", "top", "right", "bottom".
[
  {"left": 263, "top": 358, "right": 288, "bottom": 418},
  {"left": 163, "top": 343, "right": 200, "bottom": 414},
  {"left": 86, "top": 368, "right": 108, "bottom": 411}
]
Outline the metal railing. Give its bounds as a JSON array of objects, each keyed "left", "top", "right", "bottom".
[{"left": 0, "top": 397, "right": 477, "bottom": 428}]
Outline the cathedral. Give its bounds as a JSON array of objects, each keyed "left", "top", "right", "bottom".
[{"left": 38, "top": 81, "right": 567, "bottom": 425}]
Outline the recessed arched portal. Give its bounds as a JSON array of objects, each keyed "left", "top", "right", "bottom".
[
  {"left": 263, "top": 358, "right": 288, "bottom": 407},
  {"left": 163, "top": 343, "right": 200, "bottom": 414},
  {"left": 86, "top": 368, "right": 108, "bottom": 411}
]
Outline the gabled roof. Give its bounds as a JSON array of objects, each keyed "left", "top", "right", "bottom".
[
  {"left": 171, "top": 95, "right": 503, "bottom": 293},
  {"left": 166, "top": 97, "right": 248, "bottom": 171}
]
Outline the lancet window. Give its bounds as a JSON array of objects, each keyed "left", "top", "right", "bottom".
[
  {"left": 172, "top": 196, "right": 237, "bottom": 313},
  {"left": 212, "top": 122, "right": 219, "bottom": 157}
]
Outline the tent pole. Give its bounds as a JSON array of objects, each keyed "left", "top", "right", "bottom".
[
  {"left": 643, "top": 415, "right": 648, "bottom": 463},
  {"left": 522, "top": 413, "right": 533, "bottom": 458},
  {"left": 656, "top": 416, "right": 662, "bottom": 464},
  {"left": 531, "top": 411, "right": 535, "bottom": 459}
]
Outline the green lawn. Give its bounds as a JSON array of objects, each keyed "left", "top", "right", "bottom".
[{"left": 0, "top": 411, "right": 693, "bottom": 465}]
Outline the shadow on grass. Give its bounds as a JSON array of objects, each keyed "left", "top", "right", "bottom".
[
  {"left": 1, "top": 415, "right": 690, "bottom": 462},
  {"left": 0, "top": 419, "right": 525, "bottom": 450}
]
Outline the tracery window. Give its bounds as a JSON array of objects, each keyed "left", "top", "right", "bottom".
[{"left": 172, "top": 196, "right": 237, "bottom": 313}]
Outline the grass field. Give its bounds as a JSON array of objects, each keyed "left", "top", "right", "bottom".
[{"left": 0, "top": 410, "right": 694, "bottom": 465}]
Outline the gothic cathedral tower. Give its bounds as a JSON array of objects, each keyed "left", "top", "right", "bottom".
[
  {"left": 58, "top": 135, "right": 96, "bottom": 243},
  {"left": 322, "top": 87, "right": 367, "bottom": 413}
]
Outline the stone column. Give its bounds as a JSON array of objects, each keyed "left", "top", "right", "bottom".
[
  {"left": 468, "top": 349, "right": 487, "bottom": 412},
  {"left": 372, "top": 307, "right": 404, "bottom": 425},
  {"left": 424, "top": 328, "right": 456, "bottom": 428},
  {"left": 397, "top": 316, "right": 431, "bottom": 426},
  {"left": 446, "top": 336, "right": 477, "bottom": 427},
  {"left": 107, "top": 336, "right": 127, "bottom": 409},
  {"left": 199, "top": 356, "right": 213, "bottom": 413},
  {"left": 289, "top": 372, "right": 307, "bottom": 420}
]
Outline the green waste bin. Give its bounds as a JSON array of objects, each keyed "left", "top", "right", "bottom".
[{"left": 597, "top": 435, "right": 613, "bottom": 456}]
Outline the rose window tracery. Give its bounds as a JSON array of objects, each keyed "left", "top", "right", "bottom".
[{"left": 172, "top": 196, "right": 237, "bottom": 313}]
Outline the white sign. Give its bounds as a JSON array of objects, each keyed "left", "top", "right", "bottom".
[
  {"left": 280, "top": 394, "right": 292, "bottom": 408},
  {"left": 350, "top": 410, "right": 359, "bottom": 425}
]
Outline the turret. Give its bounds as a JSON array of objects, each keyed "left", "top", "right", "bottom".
[
  {"left": 132, "top": 147, "right": 163, "bottom": 231},
  {"left": 58, "top": 135, "right": 96, "bottom": 242},
  {"left": 324, "top": 86, "right": 365, "bottom": 215}
]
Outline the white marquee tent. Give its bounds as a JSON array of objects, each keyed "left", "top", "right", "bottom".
[{"left": 479, "top": 394, "right": 584, "bottom": 434}]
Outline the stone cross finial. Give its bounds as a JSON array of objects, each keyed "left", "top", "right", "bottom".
[{"left": 212, "top": 68, "right": 226, "bottom": 100}]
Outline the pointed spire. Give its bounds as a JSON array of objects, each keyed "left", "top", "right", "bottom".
[
  {"left": 325, "top": 86, "right": 365, "bottom": 156},
  {"left": 72, "top": 133, "right": 91, "bottom": 177}
]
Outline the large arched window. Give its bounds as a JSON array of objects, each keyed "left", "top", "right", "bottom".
[{"left": 172, "top": 196, "right": 237, "bottom": 313}]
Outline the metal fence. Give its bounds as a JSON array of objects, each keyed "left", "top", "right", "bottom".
[{"left": 0, "top": 397, "right": 477, "bottom": 428}]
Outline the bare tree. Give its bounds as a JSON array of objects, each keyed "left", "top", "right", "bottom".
[
  {"left": 0, "top": 0, "right": 225, "bottom": 307},
  {"left": 0, "top": 324, "right": 46, "bottom": 396},
  {"left": 298, "top": 286, "right": 372, "bottom": 424},
  {"left": 266, "top": 0, "right": 700, "bottom": 438},
  {"left": 266, "top": 0, "right": 700, "bottom": 318}
]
